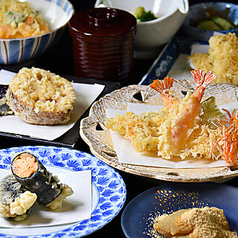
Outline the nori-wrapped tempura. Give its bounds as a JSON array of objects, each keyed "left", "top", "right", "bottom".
[
  {"left": 0, "top": 84, "right": 13, "bottom": 116},
  {"left": 11, "top": 152, "right": 73, "bottom": 210},
  {"left": 0, "top": 174, "right": 37, "bottom": 221}
]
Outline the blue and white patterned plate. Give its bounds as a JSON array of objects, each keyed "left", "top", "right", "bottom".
[{"left": 0, "top": 146, "right": 126, "bottom": 238}]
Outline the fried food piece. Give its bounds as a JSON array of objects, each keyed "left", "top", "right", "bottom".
[
  {"left": 189, "top": 33, "right": 238, "bottom": 85},
  {"left": 188, "top": 52, "right": 213, "bottom": 73},
  {"left": 0, "top": 174, "right": 37, "bottom": 221},
  {"left": 105, "top": 110, "right": 165, "bottom": 152},
  {"left": 12, "top": 152, "right": 73, "bottom": 210},
  {"left": 6, "top": 67, "right": 77, "bottom": 125}
]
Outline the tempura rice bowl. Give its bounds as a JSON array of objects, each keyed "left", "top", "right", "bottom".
[{"left": 0, "top": 0, "right": 74, "bottom": 64}]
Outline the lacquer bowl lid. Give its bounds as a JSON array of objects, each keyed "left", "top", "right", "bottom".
[{"left": 69, "top": 7, "right": 136, "bottom": 37}]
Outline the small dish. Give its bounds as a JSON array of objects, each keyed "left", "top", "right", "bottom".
[
  {"left": 181, "top": 2, "right": 238, "bottom": 40},
  {"left": 121, "top": 183, "right": 238, "bottom": 238}
]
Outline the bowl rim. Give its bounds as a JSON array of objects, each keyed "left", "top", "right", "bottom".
[
  {"left": 95, "top": 0, "right": 189, "bottom": 25},
  {"left": 0, "top": 0, "right": 75, "bottom": 41},
  {"left": 189, "top": 1, "right": 238, "bottom": 8},
  {"left": 183, "top": 1, "right": 238, "bottom": 33}
]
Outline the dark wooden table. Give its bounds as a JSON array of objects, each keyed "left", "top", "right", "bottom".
[{"left": 1, "top": 0, "right": 238, "bottom": 237}]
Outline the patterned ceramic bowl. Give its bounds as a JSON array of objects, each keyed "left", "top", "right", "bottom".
[
  {"left": 0, "top": 0, "right": 74, "bottom": 65},
  {"left": 181, "top": 2, "right": 238, "bottom": 41}
]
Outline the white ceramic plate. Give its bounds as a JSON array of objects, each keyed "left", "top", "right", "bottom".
[
  {"left": 80, "top": 82, "right": 238, "bottom": 182},
  {"left": 0, "top": 146, "right": 126, "bottom": 237}
]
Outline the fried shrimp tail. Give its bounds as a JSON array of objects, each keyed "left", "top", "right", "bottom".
[
  {"left": 157, "top": 69, "right": 218, "bottom": 158},
  {"left": 212, "top": 109, "right": 238, "bottom": 166},
  {"left": 150, "top": 76, "right": 179, "bottom": 109},
  {"left": 171, "top": 70, "right": 217, "bottom": 149},
  {"left": 190, "top": 69, "right": 219, "bottom": 101}
]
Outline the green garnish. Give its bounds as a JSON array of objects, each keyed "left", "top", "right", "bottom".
[
  {"left": 3, "top": 11, "right": 25, "bottom": 26},
  {"left": 201, "top": 96, "right": 223, "bottom": 123},
  {"left": 134, "top": 6, "right": 157, "bottom": 22}
]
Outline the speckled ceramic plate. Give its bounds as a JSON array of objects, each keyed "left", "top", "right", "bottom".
[
  {"left": 0, "top": 146, "right": 126, "bottom": 238},
  {"left": 80, "top": 81, "right": 238, "bottom": 182},
  {"left": 121, "top": 183, "right": 238, "bottom": 238}
]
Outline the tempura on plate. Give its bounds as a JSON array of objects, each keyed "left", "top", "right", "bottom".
[
  {"left": 106, "top": 69, "right": 238, "bottom": 166},
  {"left": 188, "top": 33, "right": 238, "bottom": 85}
]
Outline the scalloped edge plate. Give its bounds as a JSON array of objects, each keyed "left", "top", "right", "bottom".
[{"left": 80, "top": 81, "right": 238, "bottom": 182}]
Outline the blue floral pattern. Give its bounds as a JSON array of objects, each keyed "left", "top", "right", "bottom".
[{"left": 0, "top": 146, "right": 126, "bottom": 238}]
